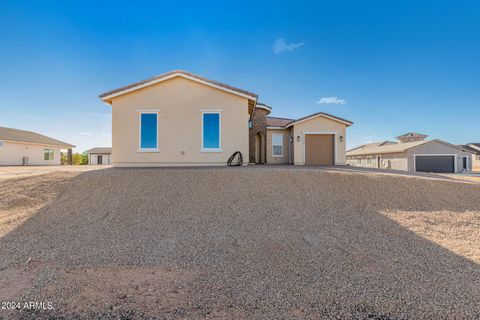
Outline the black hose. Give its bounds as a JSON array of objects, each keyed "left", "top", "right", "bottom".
[{"left": 227, "top": 151, "right": 243, "bottom": 166}]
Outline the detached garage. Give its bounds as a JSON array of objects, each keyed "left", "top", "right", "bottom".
[{"left": 347, "top": 132, "right": 474, "bottom": 173}]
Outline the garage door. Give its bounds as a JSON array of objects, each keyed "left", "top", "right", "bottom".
[
  {"left": 415, "top": 155, "right": 455, "bottom": 173},
  {"left": 305, "top": 134, "right": 334, "bottom": 165}
]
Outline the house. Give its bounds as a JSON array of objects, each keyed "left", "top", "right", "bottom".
[
  {"left": 99, "top": 70, "right": 353, "bottom": 167},
  {"left": 0, "top": 126, "right": 74, "bottom": 165},
  {"left": 86, "top": 147, "right": 112, "bottom": 165},
  {"left": 459, "top": 143, "right": 480, "bottom": 172},
  {"left": 347, "top": 132, "right": 473, "bottom": 173}
]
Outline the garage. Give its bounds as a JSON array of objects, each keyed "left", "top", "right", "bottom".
[
  {"left": 305, "top": 134, "right": 334, "bottom": 165},
  {"left": 415, "top": 155, "right": 455, "bottom": 173}
]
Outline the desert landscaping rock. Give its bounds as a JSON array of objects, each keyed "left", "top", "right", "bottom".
[{"left": 0, "top": 166, "right": 479, "bottom": 319}]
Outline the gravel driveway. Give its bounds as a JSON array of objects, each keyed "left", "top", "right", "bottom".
[{"left": 0, "top": 166, "right": 479, "bottom": 319}]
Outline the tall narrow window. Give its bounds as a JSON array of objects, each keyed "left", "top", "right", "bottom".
[
  {"left": 202, "top": 112, "right": 221, "bottom": 150},
  {"left": 272, "top": 134, "right": 283, "bottom": 157},
  {"left": 44, "top": 149, "right": 54, "bottom": 160},
  {"left": 140, "top": 113, "right": 158, "bottom": 149}
]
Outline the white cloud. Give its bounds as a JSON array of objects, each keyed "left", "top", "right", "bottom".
[
  {"left": 80, "top": 132, "right": 93, "bottom": 136},
  {"left": 273, "top": 38, "right": 304, "bottom": 54},
  {"left": 317, "top": 97, "right": 347, "bottom": 105}
]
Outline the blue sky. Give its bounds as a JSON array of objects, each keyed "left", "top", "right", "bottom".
[{"left": 1, "top": 1, "right": 479, "bottom": 151}]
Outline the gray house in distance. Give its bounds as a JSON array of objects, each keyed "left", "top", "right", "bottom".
[
  {"left": 86, "top": 147, "right": 112, "bottom": 165},
  {"left": 347, "top": 132, "right": 473, "bottom": 173}
]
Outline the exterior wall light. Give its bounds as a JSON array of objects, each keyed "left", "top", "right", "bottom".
[
  {"left": 248, "top": 120, "right": 253, "bottom": 128},
  {"left": 339, "top": 135, "right": 344, "bottom": 142},
  {"left": 297, "top": 135, "right": 301, "bottom": 142}
]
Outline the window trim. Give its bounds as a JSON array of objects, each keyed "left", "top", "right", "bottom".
[
  {"left": 44, "top": 149, "right": 54, "bottom": 160},
  {"left": 138, "top": 110, "right": 160, "bottom": 152},
  {"left": 201, "top": 111, "right": 222, "bottom": 152},
  {"left": 272, "top": 133, "right": 284, "bottom": 157},
  {"left": 357, "top": 157, "right": 362, "bottom": 164},
  {"left": 367, "top": 156, "right": 372, "bottom": 165}
]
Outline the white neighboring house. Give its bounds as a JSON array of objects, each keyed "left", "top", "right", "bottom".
[
  {"left": 0, "top": 126, "right": 74, "bottom": 166},
  {"left": 86, "top": 147, "right": 112, "bottom": 165}
]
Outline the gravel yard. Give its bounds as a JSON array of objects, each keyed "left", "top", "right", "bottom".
[{"left": 0, "top": 166, "right": 479, "bottom": 319}]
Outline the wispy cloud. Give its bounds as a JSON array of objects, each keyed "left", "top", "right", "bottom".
[
  {"left": 317, "top": 97, "right": 347, "bottom": 105},
  {"left": 80, "top": 132, "right": 93, "bottom": 136},
  {"left": 273, "top": 38, "right": 304, "bottom": 54}
]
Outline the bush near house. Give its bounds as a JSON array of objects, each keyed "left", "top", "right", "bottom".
[{"left": 60, "top": 152, "right": 88, "bottom": 165}]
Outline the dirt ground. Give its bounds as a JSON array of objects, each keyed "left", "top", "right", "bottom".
[{"left": 0, "top": 166, "right": 479, "bottom": 319}]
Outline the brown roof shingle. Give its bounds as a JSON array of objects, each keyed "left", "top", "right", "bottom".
[
  {"left": 266, "top": 116, "right": 294, "bottom": 127},
  {"left": 0, "top": 127, "right": 75, "bottom": 148}
]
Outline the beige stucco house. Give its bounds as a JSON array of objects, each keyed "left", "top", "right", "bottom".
[
  {"left": 86, "top": 147, "right": 112, "bottom": 165},
  {"left": 100, "top": 70, "right": 352, "bottom": 167},
  {"left": 460, "top": 143, "right": 480, "bottom": 172},
  {"left": 0, "top": 126, "right": 74, "bottom": 166},
  {"left": 347, "top": 132, "right": 473, "bottom": 173}
]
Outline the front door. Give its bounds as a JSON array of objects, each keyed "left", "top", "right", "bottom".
[
  {"left": 463, "top": 157, "right": 468, "bottom": 170},
  {"left": 97, "top": 155, "right": 103, "bottom": 165}
]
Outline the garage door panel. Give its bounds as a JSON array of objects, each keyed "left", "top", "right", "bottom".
[
  {"left": 415, "top": 156, "right": 454, "bottom": 173},
  {"left": 305, "top": 134, "right": 334, "bottom": 165}
]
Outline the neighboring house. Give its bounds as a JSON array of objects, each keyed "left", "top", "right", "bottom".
[
  {"left": 99, "top": 70, "right": 353, "bottom": 167},
  {"left": 459, "top": 143, "right": 480, "bottom": 172},
  {"left": 86, "top": 147, "right": 112, "bottom": 165},
  {"left": 0, "top": 126, "right": 74, "bottom": 166},
  {"left": 347, "top": 132, "right": 473, "bottom": 173}
]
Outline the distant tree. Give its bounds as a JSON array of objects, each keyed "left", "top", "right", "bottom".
[
  {"left": 60, "top": 152, "right": 68, "bottom": 165},
  {"left": 71, "top": 152, "right": 89, "bottom": 165}
]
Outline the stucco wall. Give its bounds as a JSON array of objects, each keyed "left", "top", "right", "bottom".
[
  {"left": 110, "top": 76, "right": 250, "bottom": 167},
  {"left": 266, "top": 129, "right": 292, "bottom": 164},
  {"left": 0, "top": 141, "right": 61, "bottom": 165},
  {"left": 88, "top": 153, "right": 112, "bottom": 165},
  {"left": 472, "top": 154, "right": 480, "bottom": 172},
  {"left": 347, "top": 153, "right": 408, "bottom": 171},
  {"left": 291, "top": 117, "right": 348, "bottom": 165},
  {"left": 406, "top": 142, "right": 473, "bottom": 172}
]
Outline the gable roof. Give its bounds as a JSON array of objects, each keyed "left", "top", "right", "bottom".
[
  {"left": 347, "top": 139, "right": 472, "bottom": 156},
  {"left": 100, "top": 70, "right": 258, "bottom": 103},
  {"left": 86, "top": 147, "right": 112, "bottom": 154},
  {"left": 0, "top": 127, "right": 74, "bottom": 148},
  {"left": 285, "top": 112, "right": 353, "bottom": 127},
  {"left": 266, "top": 112, "right": 353, "bottom": 129}
]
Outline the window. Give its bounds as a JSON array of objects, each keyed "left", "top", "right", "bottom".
[
  {"left": 272, "top": 134, "right": 283, "bottom": 157},
  {"left": 357, "top": 157, "right": 362, "bottom": 164},
  {"left": 0, "top": 141, "right": 4, "bottom": 147},
  {"left": 367, "top": 156, "right": 372, "bottom": 165},
  {"left": 139, "top": 112, "right": 158, "bottom": 150},
  {"left": 476, "top": 155, "right": 480, "bottom": 160},
  {"left": 202, "top": 112, "right": 221, "bottom": 150},
  {"left": 44, "top": 149, "right": 54, "bottom": 160}
]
